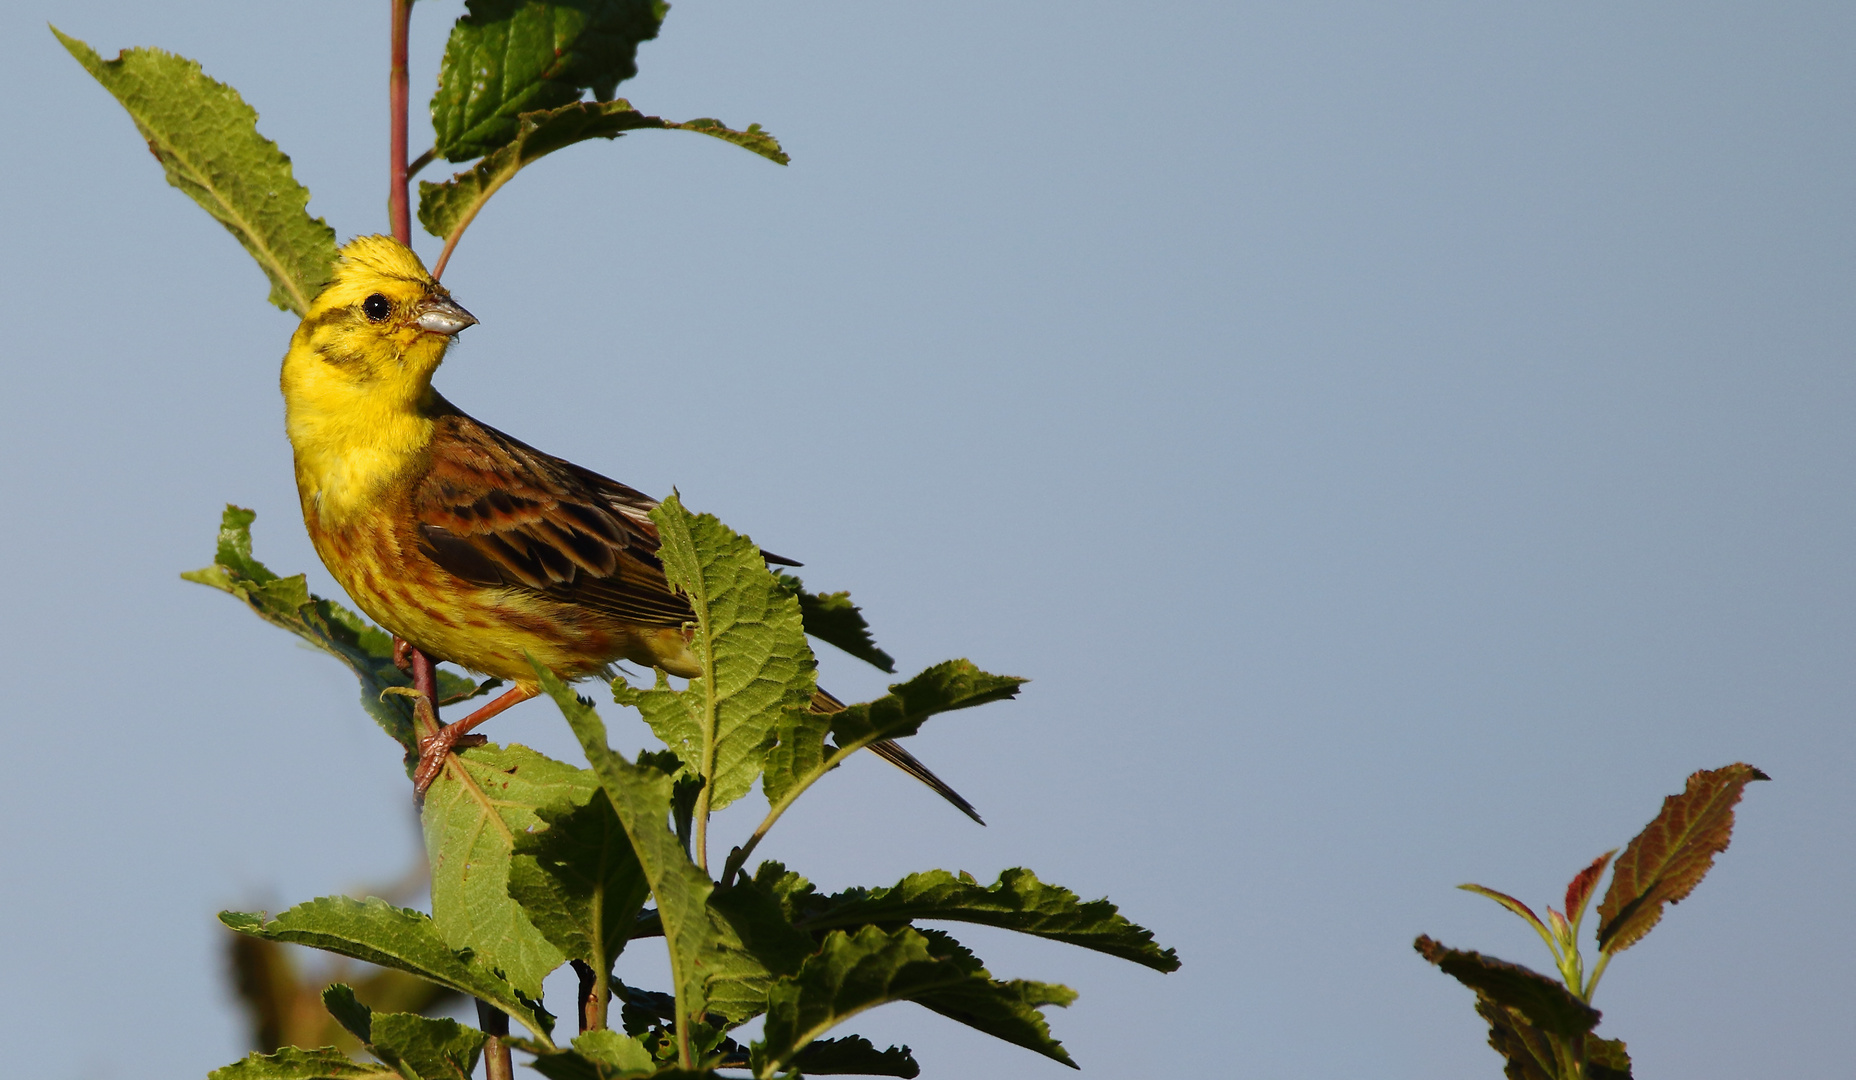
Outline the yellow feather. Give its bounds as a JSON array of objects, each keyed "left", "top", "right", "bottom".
[{"left": 281, "top": 236, "right": 454, "bottom": 524}]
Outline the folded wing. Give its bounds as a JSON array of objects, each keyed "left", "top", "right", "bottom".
[{"left": 413, "top": 400, "right": 695, "bottom": 627}]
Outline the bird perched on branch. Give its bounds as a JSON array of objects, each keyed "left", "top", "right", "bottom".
[{"left": 280, "top": 235, "right": 977, "bottom": 820}]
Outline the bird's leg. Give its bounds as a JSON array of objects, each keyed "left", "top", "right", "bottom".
[
  {"left": 398, "top": 642, "right": 468, "bottom": 783},
  {"left": 407, "top": 643, "right": 441, "bottom": 744},
  {"left": 412, "top": 683, "right": 540, "bottom": 795}
]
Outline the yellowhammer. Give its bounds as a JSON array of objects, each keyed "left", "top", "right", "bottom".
[{"left": 282, "top": 235, "right": 977, "bottom": 819}]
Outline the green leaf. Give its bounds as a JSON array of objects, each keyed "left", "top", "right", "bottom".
[
  {"left": 419, "top": 97, "right": 786, "bottom": 243},
  {"left": 709, "top": 875, "right": 817, "bottom": 979},
  {"left": 790, "top": 1036, "right": 920, "bottom": 1078},
  {"left": 667, "top": 118, "right": 787, "bottom": 164},
  {"left": 53, "top": 30, "right": 337, "bottom": 314},
  {"left": 208, "top": 1047, "right": 396, "bottom": 1080},
  {"left": 786, "top": 866, "right": 1179, "bottom": 973},
  {"left": 776, "top": 572, "right": 896, "bottom": 674},
  {"left": 1596, "top": 763, "right": 1769, "bottom": 954},
  {"left": 543, "top": 676, "right": 805, "bottom": 1029},
  {"left": 422, "top": 99, "right": 654, "bottom": 239},
  {"left": 761, "top": 704, "right": 832, "bottom": 809},
  {"left": 1413, "top": 936, "right": 1599, "bottom": 1039},
  {"left": 422, "top": 743, "right": 596, "bottom": 997},
  {"left": 623, "top": 493, "right": 817, "bottom": 812},
  {"left": 613, "top": 670, "right": 702, "bottom": 786},
  {"left": 527, "top": 1029, "right": 660, "bottom": 1079},
  {"left": 574, "top": 1030, "right": 658, "bottom": 1073},
  {"left": 541, "top": 667, "right": 721, "bottom": 1017},
  {"left": 753, "top": 926, "right": 1075, "bottom": 1077},
  {"left": 507, "top": 787, "right": 651, "bottom": 983},
  {"left": 637, "top": 749, "right": 704, "bottom": 853},
  {"left": 704, "top": 874, "right": 821, "bottom": 1025},
  {"left": 592, "top": 997, "right": 745, "bottom": 1073},
  {"left": 367, "top": 1012, "right": 487, "bottom": 1080},
  {"left": 322, "top": 984, "right": 374, "bottom": 1043},
  {"left": 907, "top": 931, "right": 1077, "bottom": 1069},
  {"left": 828, "top": 661, "right": 1025, "bottom": 752},
  {"left": 612, "top": 979, "right": 679, "bottom": 1031},
  {"left": 431, "top": 0, "right": 668, "bottom": 161},
  {"left": 183, "top": 506, "right": 417, "bottom": 753},
  {"left": 219, "top": 896, "right": 555, "bottom": 1045}
]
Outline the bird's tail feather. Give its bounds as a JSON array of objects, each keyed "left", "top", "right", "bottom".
[{"left": 810, "top": 688, "right": 985, "bottom": 825}]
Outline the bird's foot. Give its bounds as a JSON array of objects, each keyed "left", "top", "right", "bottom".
[
  {"left": 413, "top": 724, "right": 489, "bottom": 795},
  {"left": 381, "top": 683, "right": 539, "bottom": 797}
]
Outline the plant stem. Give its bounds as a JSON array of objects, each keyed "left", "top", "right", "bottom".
[
  {"left": 476, "top": 1000, "right": 514, "bottom": 1080},
  {"left": 1583, "top": 949, "right": 1614, "bottom": 1000},
  {"left": 693, "top": 787, "right": 711, "bottom": 873},
  {"left": 720, "top": 740, "right": 866, "bottom": 885},
  {"left": 388, "top": 0, "right": 413, "bottom": 244},
  {"left": 692, "top": 677, "right": 719, "bottom": 876},
  {"left": 571, "top": 959, "right": 610, "bottom": 1032},
  {"left": 1547, "top": 1033, "right": 1579, "bottom": 1080}
]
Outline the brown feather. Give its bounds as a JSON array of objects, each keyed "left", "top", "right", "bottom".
[{"left": 412, "top": 401, "right": 695, "bottom": 629}]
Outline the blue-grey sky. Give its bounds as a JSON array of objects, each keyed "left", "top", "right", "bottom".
[{"left": 3, "top": 2, "right": 1851, "bottom": 1077}]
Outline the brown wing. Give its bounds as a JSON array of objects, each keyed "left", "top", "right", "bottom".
[
  {"left": 412, "top": 399, "right": 696, "bottom": 627},
  {"left": 415, "top": 400, "right": 980, "bottom": 823}
]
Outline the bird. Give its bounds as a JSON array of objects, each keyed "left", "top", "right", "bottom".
[{"left": 280, "top": 234, "right": 979, "bottom": 821}]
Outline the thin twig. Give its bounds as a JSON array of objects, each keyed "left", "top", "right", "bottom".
[
  {"left": 1583, "top": 949, "right": 1614, "bottom": 1000},
  {"left": 476, "top": 1000, "right": 514, "bottom": 1080},
  {"left": 387, "top": 0, "right": 413, "bottom": 244},
  {"left": 573, "top": 960, "right": 596, "bottom": 1033},
  {"left": 572, "top": 959, "right": 605, "bottom": 1033},
  {"left": 408, "top": 146, "right": 438, "bottom": 181}
]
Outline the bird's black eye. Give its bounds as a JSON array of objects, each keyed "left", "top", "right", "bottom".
[{"left": 362, "top": 293, "right": 392, "bottom": 322}]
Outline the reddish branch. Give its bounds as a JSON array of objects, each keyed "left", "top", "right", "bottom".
[{"left": 388, "top": 0, "right": 413, "bottom": 244}]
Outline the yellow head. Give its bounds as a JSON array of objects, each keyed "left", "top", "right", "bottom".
[
  {"left": 282, "top": 236, "right": 478, "bottom": 520},
  {"left": 283, "top": 235, "right": 477, "bottom": 404}
]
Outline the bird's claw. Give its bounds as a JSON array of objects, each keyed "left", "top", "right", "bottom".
[{"left": 412, "top": 726, "right": 488, "bottom": 795}]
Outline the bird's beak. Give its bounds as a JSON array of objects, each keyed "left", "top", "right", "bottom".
[{"left": 416, "top": 296, "right": 478, "bottom": 336}]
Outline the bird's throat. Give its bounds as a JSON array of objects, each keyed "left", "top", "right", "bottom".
[{"left": 286, "top": 381, "right": 436, "bottom": 525}]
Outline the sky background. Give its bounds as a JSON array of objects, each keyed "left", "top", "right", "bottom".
[{"left": 3, "top": 1, "right": 1852, "bottom": 1077}]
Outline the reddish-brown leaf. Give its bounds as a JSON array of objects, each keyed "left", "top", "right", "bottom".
[
  {"left": 1596, "top": 763, "right": 1769, "bottom": 954},
  {"left": 1414, "top": 936, "right": 1600, "bottom": 1037},
  {"left": 1563, "top": 850, "right": 1616, "bottom": 924},
  {"left": 1472, "top": 995, "right": 1558, "bottom": 1080},
  {"left": 1588, "top": 1035, "right": 1633, "bottom": 1079},
  {"left": 1459, "top": 884, "right": 1550, "bottom": 937}
]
